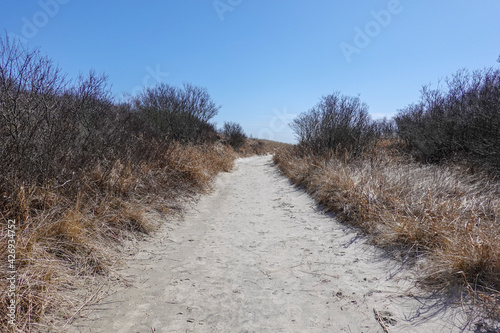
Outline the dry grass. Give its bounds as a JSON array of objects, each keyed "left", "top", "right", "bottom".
[
  {"left": 274, "top": 139, "right": 500, "bottom": 325},
  {"left": 238, "top": 138, "right": 293, "bottom": 156},
  {"left": 0, "top": 142, "right": 236, "bottom": 332}
]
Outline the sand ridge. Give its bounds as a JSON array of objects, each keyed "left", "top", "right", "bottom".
[{"left": 68, "top": 155, "right": 469, "bottom": 332}]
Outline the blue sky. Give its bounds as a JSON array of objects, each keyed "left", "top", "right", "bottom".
[{"left": 2, "top": 1, "right": 499, "bottom": 143}]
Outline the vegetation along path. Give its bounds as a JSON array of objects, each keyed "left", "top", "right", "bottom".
[{"left": 69, "top": 155, "right": 469, "bottom": 332}]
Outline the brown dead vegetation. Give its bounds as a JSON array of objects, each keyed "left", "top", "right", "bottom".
[
  {"left": 274, "top": 139, "right": 500, "bottom": 326},
  {"left": 0, "top": 142, "right": 236, "bottom": 332},
  {"left": 0, "top": 35, "right": 239, "bottom": 332}
]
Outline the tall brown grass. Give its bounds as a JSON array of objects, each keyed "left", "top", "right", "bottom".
[
  {"left": 0, "top": 142, "right": 235, "bottom": 332},
  {"left": 274, "top": 139, "right": 500, "bottom": 324}
]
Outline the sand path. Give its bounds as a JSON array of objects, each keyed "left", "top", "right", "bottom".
[{"left": 69, "top": 155, "right": 468, "bottom": 332}]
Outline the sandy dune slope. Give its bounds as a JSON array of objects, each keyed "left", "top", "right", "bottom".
[{"left": 68, "top": 155, "right": 469, "bottom": 332}]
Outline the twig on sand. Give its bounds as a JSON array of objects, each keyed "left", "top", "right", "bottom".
[{"left": 373, "top": 308, "right": 390, "bottom": 333}]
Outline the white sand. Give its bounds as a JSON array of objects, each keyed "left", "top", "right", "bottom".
[{"left": 67, "top": 155, "right": 471, "bottom": 332}]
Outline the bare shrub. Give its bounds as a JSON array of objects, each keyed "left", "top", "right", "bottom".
[
  {"left": 395, "top": 66, "right": 500, "bottom": 172},
  {"left": 222, "top": 121, "right": 247, "bottom": 149},
  {"left": 132, "top": 83, "right": 220, "bottom": 143},
  {"left": 0, "top": 36, "right": 66, "bottom": 184},
  {"left": 291, "top": 92, "right": 377, "bottom": 156},
  {"left": 373, "top": 117, "right": 397, "bottom": 138},
  {"left": 0, "top": 35, "right": 126, "bottom": 189}
]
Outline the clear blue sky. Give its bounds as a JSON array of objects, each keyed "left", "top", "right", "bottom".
[{"left": 2, "top": 1, "right": 499, "bottom": 143}]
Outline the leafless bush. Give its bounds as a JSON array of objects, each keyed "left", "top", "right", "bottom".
[
  {"left": 222, "top": 121, "right": 246, "bottom": 149},
  {"left": 0, "top": 35, "right": 66, "bottom": 184},
  {"left": 291, "top": 92, "right": 377, "bottom": 156},
  {"left": 395, "top": 66, "right": 500, "bottom": 172},
  {"left": 0, "top": 35, "right": 179, "bottom": 192},
  {"left": 373, "top": 117, "right": 397, "bottom": 138},
  {"left": 0, "top": 35, "right": 130, "bottom": 190},
  {"left": 132, "top": 83, "right": 219, "bottom": 143}
]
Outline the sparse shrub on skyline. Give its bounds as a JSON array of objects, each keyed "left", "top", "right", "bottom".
[
  {"left": 132, "top": 82, "right": 220, "bottom": 144},
  {"left": 222, "top": 121, "right": 247, "bottom": 150},
  {"left": 373, "top": 117, "right": 397, "bottom": 138},
  {"left": 290, "top": 92, "right": 377, "bottom": 156}
]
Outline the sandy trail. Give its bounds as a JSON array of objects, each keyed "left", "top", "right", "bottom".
[{"left": 69, "top": 155, "right": 468, "bottom": 332}]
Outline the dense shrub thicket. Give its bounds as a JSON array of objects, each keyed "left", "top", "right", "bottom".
[
  {"left": 222, "top": 121, "right": 247, "bottom": 149},
  {"left": 290, "top": 92, "right": 377, "bottom": 156},
  {"left": 132, "top": 83, "right": 219, "bottom": 143},
  {"left": 0, "top": 36, "right": 234, "bottom": 331},
  {"left": 395, "top": 67, "right": 500, "bottom": 172},
  {"left": 0, "top": 36, "right": 220, "bottom": 194}
]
